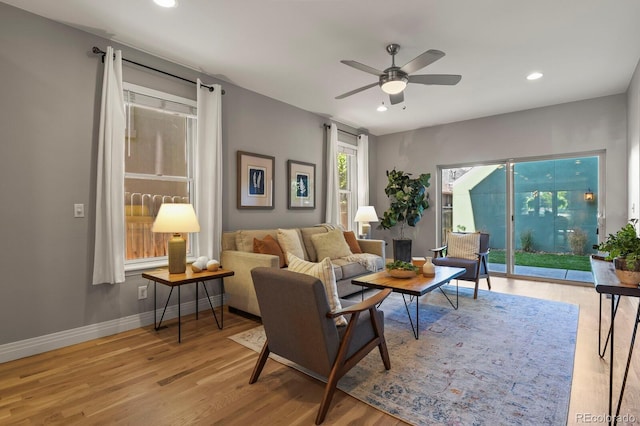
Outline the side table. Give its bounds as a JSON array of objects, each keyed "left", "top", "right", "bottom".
[
  {"left": 590, "top": 255, "right": 640, "bottom": 425},
  {"left": 142, "top": 267, "right": 235, "bottom": 343}
]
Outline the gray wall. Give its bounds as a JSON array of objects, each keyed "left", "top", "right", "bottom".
[
  {"left": 0, "top": 2, "right": 630, "bottom": 350},
  {"left": 0, "top": 3, "right": 371, "bottom": 346},
  {"left": 628, "top": 58, "right": 640, "bottom": 221},
  {"left": 372, "top": 95, "right": 628, "bottom": 258}
]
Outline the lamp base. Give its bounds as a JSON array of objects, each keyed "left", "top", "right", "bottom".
[
  {"left": 167, "top": 233, "right": 187, "bottom": 274},
  {"left": 361, "top": 223, "right": 371, "bottom": 239}
]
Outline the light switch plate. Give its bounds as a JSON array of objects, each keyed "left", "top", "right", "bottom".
[{"left": 74, "top": 204, "right": 84, "bottom": 218}]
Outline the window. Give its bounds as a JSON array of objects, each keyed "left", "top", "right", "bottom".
[
  {"left": 440, "top": 153, "right": 601, "bottom": 282},
  {"left": 123, "top": 83, "right": 197, "bottom": 266},
  {"left": 337, "top": 142, "right": 357, "bottom": 230}
]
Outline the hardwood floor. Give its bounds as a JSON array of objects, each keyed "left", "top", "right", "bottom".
[{"left": 0, "top": 277, "right": 638, "bottom": 425}]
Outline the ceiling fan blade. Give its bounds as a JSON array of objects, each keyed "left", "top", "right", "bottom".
[
  {"left": 409, "top": 74, "right": 462, "bottom": 85},
  {"left": 389, "top": 91, "right": 404, "bottom": 105},
  {"left": 335, "top": 82, "right": 379, "bottom": 99},
  {"left": 340, "top": 60, "right": 383, "bottom": 76},
  {"left": 400, "top": 49, "right": 445, "bottom": 74}
]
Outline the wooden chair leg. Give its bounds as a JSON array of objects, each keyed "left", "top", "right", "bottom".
[
  {"left": 249, "top": 341, "right": 270, "bottom": 384},
  {"left": 370, "top": 308, "right": 391, "bottom": 370},
  {"left": 473, "top": 279, "right": 479, "bottom": 299},
  {"left": 486, "top": 275, "right": 492, "bottom": 291},
  {"left": 316, "top": 376, "right": 339, "bottom": 424}
]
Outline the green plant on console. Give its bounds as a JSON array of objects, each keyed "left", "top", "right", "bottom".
[
  {"left": 378, "top": 168, "right": 431, "bottom": 239},
  {"left": 597, "top": 219, "right": 640, "bottom": 269}
]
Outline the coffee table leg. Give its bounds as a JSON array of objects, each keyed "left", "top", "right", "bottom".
[
  {"left": 438, "top": 280, "right": 459, "bottom": 310},
  {"left": 401, "top": 294, "right": 420, "bottom": 340}
]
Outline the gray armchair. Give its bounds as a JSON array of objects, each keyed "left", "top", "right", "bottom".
[
  {"left": 249, "top": 267, "right": 391, "bottom": 425},
  {"left": 431, "top": 232, "right": 491, "bottom": 299}
]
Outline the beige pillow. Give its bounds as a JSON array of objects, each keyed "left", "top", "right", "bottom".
[
  {"left": 311, "top": 228, "right": 353, "bottom": 260},
  {"left": 446, "top": 232, "right": 480, "bottom": 260},
  {"left": 277, "top": 228, "right": 306, "bottom": 263},
  {"left": 287, "top": 253, "right": 346, "bottom": 326}
]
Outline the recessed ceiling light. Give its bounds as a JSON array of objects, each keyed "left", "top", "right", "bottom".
[
  {"left": 154, "top": 0, "right": 177, "bottom": 8},
  {"left": 526, "top": 72, "right": 543, "bottom": 81},
  {"left": 377, "top": 102, "right": 388, "bottom": 112}
]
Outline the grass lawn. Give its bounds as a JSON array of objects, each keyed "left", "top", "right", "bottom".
[{"left": 488, "top": 249, "right": 592, "bottom": 271}]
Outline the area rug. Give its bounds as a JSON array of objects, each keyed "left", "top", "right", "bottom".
[{"left": 229, "top": 287, "right": 578, "bottom": 425}]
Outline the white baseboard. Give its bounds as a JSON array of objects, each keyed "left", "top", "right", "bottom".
[{"left": 0, "top": 295, "right": 223, "bottom": 364}]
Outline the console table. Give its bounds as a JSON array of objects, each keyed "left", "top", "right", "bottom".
[
  {"left": 590, "top": 256, "right": 640, "bottom": 425},
  {"left": 142, "top": 267, "right": 234, "bottom": 343}
]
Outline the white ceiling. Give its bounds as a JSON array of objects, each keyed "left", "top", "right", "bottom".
[{"left": 5, "top": 0, "right": 640, "bottom": 136}]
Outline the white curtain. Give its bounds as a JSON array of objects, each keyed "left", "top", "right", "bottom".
[
  {"left": 92, "top": 47, "right": 126, "bottom": 285},
  {"left": 195, "top": 80, "right": 223, "bottom": 261},
  {"left": 357, "top": 133, "right": 369, "bottom": 207},
  {"left": 325, "top": 123, "right": 340, "bottom": 224}
]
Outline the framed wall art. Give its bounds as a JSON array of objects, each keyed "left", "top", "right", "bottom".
[
  {"left": 237, "top": 151, "right": 275, "bottom": 209},
  {"left": 287, "top": 160, "right": 315, "bottom": 209}
]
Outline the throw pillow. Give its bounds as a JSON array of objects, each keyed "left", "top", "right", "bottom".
[
  {"left": 343, "top": 231, "right": 363, "bottom": 254},
  {"left": 277, "top": 228, "right": 307, "bottom": 263},
  {"left": 311, "top": 228, "right": 353, "bottom": 260},
  {"left": 446, "top": 232, "right": 481, "bottom": 260},
  {"left": 253, "top": 235, "right": 286, "bottom": 268},
  {"left": 287, "top": 253, "right": 346, "bottom": 326}
]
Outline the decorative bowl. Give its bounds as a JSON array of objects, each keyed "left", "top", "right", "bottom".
[{"left": 387, "top": 269, "right": 417, "bottom": 279}]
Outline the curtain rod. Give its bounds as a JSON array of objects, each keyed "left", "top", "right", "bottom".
[
  {"left": 323, "top": 124, "right": 363, "bottom": 138},
  {"left": 92, "top": 47, "right": 225, "bottom": 94}
]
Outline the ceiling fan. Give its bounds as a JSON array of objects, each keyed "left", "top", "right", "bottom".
[{"left": 335, "top": 43, "right": 462, "bottom": 105}]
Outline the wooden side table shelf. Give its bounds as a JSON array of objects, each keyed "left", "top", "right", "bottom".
[
  {"left": 590, "top": 256, "right": 640, "bottom": 425},
  {"left": 142, "top": 267, "right": 234, "bottom": 343}
]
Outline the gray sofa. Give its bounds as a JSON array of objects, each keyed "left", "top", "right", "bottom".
[{"left": 221, "top": 226, "right": 385, "bottom": 317}]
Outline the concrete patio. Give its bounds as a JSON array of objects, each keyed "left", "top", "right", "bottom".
[{"left": 488, "top": 263, "right": 594, "bottom": 283}]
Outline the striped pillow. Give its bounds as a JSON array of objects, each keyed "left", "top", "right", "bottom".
[
  {"left": 287, "top": 253, "right": 346, "bottom": 326},
  {"left": 447, "top": 232, "right": 480, "bottom": 260}
]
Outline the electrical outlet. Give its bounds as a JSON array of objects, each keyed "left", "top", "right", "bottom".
[{"left": 138, "top": 286, "right": 148, "bottom": 300}]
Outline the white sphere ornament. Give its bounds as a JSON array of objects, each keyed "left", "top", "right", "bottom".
[
  {"left": 207, "top": 260, "right": 220, "bottom": 271},
  {"left": 191, "top": 260, "right": 207, "bottom": 272}
]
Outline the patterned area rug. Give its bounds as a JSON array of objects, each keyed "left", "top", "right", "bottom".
[{"left": 229, "top": 287, "right": 578, "bottom": 425}]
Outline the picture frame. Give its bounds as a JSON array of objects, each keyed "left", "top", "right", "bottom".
[
  {"left": 237, "top": 151, "right": 275, "bottom": 209},
  {"left": 287, "top": 160, "right": 315, "bottom": 209}
]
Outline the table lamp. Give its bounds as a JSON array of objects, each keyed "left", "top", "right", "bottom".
[
  {"left": 152, "top": 203, "right": 200, "bottom": 273},
  {"left": 354, "top": 206, "right": 379, "bottom": 239}
]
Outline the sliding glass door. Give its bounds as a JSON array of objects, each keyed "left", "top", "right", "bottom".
[{"left": 440, "top": 153, "right": 601, "bottom": 282}]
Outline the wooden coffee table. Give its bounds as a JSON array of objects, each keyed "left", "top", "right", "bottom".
[{"left": 352, "top": 266, "right": 465, "bottom": 339}]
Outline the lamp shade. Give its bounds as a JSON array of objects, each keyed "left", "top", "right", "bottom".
[
  {"left": 354, "top": 206, "right": 379, "bottom": 223},
  {"left": 152, "top": 203, "right": 200, "bottom": 233}
]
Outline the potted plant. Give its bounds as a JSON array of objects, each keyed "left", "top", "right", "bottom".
[
  {"left": 378, "top": 168, "right": 431, "bottom": 262},
  {"left": 597, "top": 219, "right": 640, "bottom": 286}
]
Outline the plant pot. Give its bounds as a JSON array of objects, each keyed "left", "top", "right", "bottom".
[
  {"left": 393, "top": 239, "right": 412, "bottom": 263},
  {"left": 387, "top": 269, "right": 417, "bottom": 279},
  {"left": 613, "top": 257, "right": 640, "bottom": 287}
]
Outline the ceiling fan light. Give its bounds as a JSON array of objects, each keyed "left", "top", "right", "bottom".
[
  {"left": 377, "top": 102, "right": 388, "bottom": 112},
  {"left": 381, "top": 80, "right": 407, "bottom": 95}
]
